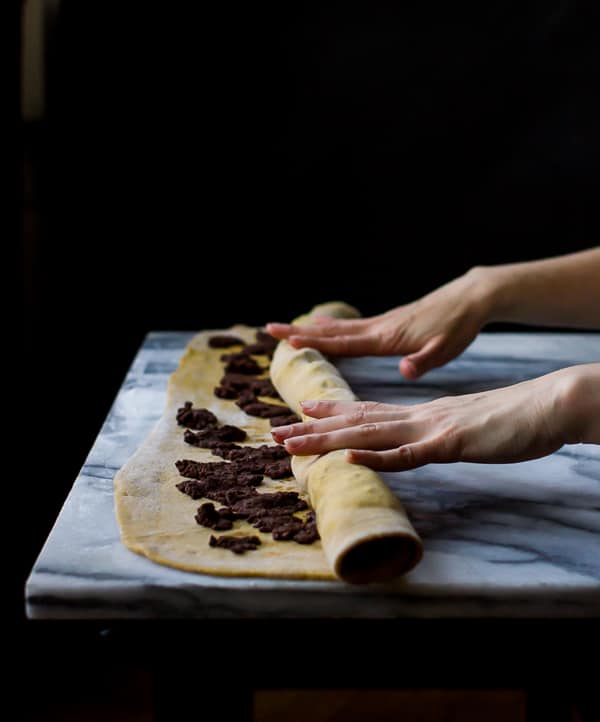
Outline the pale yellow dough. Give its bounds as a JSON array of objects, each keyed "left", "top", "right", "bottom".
[
  {"left": 114, "top": 326, "right": 334, "bottom": 579},
  {"left": 115, "top": 302, "right": 422, "bottom": 583}
]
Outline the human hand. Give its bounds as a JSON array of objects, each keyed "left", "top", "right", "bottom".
[
  {"left": 267, "top": 268, "right": 494, "bottom": 379},
  {"left": 271, "top": 366, "right": 598, "bottom": 471}
]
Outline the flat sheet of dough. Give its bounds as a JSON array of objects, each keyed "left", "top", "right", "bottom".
[{"left": 114, "top": 326, "right": 335, "bottom": 579}]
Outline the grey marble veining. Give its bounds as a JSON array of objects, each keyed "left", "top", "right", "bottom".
[{"left": 26, "top": 332, "right": 600, "bottom": 619}]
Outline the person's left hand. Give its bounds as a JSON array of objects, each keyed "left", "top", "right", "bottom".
[{"left": 271, "top": 368, "right": 584, "bottom": 471}]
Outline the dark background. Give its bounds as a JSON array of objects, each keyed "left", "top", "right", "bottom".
[{"left": 17, "top": 1, "right": 599, "bottom": 709}]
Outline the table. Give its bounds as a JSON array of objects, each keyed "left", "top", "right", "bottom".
[{"left": 25, "top": 332, "right": 600, "bottom": 720}]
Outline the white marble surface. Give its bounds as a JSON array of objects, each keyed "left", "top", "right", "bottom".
[{"left": 26, "top": 332, "right": 600, "bottom": 619}]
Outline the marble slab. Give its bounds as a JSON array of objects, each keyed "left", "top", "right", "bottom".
[{"left": 26, "top": 332, "right": 600, "bottom": 619}]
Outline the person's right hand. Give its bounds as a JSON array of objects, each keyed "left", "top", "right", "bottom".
[{"left": 267, "top": 268, "right": 494, "bottom": 379}]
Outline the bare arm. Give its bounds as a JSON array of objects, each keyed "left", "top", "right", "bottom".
[
  {"left": 483, "top": 247, "right": 600, "bottom": 328},
  {"left": 267, "top": 247, "right": 600, "bottom": 379}
]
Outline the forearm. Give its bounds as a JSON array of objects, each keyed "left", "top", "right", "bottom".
[{"left": 474, "top": 247, "right": 600, "bottom": 329}]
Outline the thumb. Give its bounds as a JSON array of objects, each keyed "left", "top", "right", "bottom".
[{"left": 400, "top": 336, "right": 446, "bottom": 379}]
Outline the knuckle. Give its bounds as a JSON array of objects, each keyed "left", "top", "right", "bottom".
[
  {"left": 315, "top": 322, "right": 333, "bottom": 335},
  {"left": 397, "top": 445, "right": 415, "bottom": 467},
  {"left": 372, "top": 330, "right": 387, "bottom": 350},
  {"left": 359, "top": 423, "right": 378, "bottom": 437},
  {"left": 439, "top": 424, "right": 462, "bottom": 459},
  {"left": 348, "top": 408, "right": 367, "bottom": 425},
  {"left": 337, "top": 337, "right": 348, "bottom": 352}
]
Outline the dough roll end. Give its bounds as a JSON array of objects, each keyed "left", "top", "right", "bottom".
[{"left": 303, "top": 450, "right": 423, "bottom": 584}]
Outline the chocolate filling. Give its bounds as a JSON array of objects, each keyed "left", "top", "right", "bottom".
[
  {"left": 223, "top": 354, "right": 264, "bottom": 375},
  {"left": 214, "top": 374, "right": 280, "bottom": 401},
  {"left": 195, "top": 502, "right": 237, "bottom": 531},
  {"left": 231, "top": 491, "right": 308, "bottom": 516},
  {"left": 230, "top": 492, "right": 318, "bottom": 544},
  {"left": 241, "top": 342, "right": 271, "bottom": 356},
  {"left": 220, "top": 373, "right": 254, "bottom": 389},
  {"left": 235, "top": 388, "right": 294, "bottom": 419},
  {"left": 264, "top": 458, "right": 293, "bottom": 479},
  {"left": 176, "top": 402, "right": 218, "bottom": 430},
  {"left": 248, "top": 378, "right": 280, "bottom": 398},
  {"left": 214, "top": 385, "right": 239, "bottom": 399},
  {"left": 176, "top": 456, "right": 318, "bottom": 548},
  {"left": 178, "top": 326, "right": 318, "bottom": 553},
  {"left": 209, "top": 486, "right": 258, "bottom": 506},
  {"left": 255, "top": 330, "right": 279, "bottom": 355},
  {"left": 175, "top": 460, "right": 263, "bottom": 501},
  {"left": 208, "top": 335, "right": 244, "bottom": 348},
  {"left": 209, "top": 535, "right": 261, "bottom": 554},
  {"left": 183, "top": 425, "right": 247, "bottom": 448},
  {"left": 270, "top": 413, "right": 301, "bottom": 427},
  {"left": 292, "top": 522, "right": 320, "bottom": 545},
  {"left": 210, "top": 443, "right": 291, "bottom": 478}
]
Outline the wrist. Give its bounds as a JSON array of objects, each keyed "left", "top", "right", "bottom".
[
  {"left": 555, "top": 364, "right": 600, "bottom": 445},
  {"left": 463, "top": 265, "right": 508, "bottom": 325}
]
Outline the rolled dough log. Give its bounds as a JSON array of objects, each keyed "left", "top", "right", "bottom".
[{"left": 270, "top": 302, "right": 423, "bottom": 583}]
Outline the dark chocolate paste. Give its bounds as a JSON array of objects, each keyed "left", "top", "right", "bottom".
[
  {"left": 224, "top": 354, "right": 263, "bottom": 375},
  {"left": 235, "top": 389, "right": 294, "bottom": 419},
  {"left": 195, "top": 502, "right": 237, "bottom": 531},
  {"left": 241, "top": 342, "right": 270, "bottom": 356},
  {"left": 183, "top": 425, "right": 247, "bottom": 448},
  {"left": 209, "top": 535, "right": 261, "bottom": 554},
  {"left": 210, "top": 443, "right": 291, "bottom": 478},
  {"left": 176, "top": 402, "right": 218, "bottom": 430},
  {"left": 208, "top": 335, "right": 244, "bottom": 348},
  {"left": 176, "top": 456, "right": 319, "bottom": 546},
  {"left": 270, "top": 413, "right": 301, "bottom": 427},
  {"left": 178, "top": 327, "right": 319, "bottom": 551},
  {"left": 255, "top": 330, "right": 279, "bottom": 355},
  {"left": 214, "top": 384, "right": 239, "bottom": 399},
  {"left": 214, "top": 374, "right": 280, "bottom": 401}
]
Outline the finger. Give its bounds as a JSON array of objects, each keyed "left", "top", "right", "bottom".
[
  {"left": 271, "top": 416, "right": 347, "bottom": 443},
  {"left": 266, "top": 319, "right": 367, "bottom": 340},
  {"left": 400, "top": 336, "right": 447, "bottom": 379},
  {"left": 271, "top": 408, "right": 411, "bottom": 442},
  {"left": 288, "top": 333, "right": 378, "bottom": 356},
  {"left": 310, "top": 316, "right": 369, "bottom": 333},
  {"left": 283, "top": 421, "right": 415, "bottom": 455},
  {"left": 300, "top": 400, "right": 397, "bottom": 419},
  {"left": 346, "top": 441, "right": 440, "bottom": 471},
  {"left": 266, "top": 323, "right": 296, "bottom": 340}
]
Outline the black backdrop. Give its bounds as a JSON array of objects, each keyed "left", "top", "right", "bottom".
[{"left": 21, "top": 1, "right": 599, "bottom": 612}]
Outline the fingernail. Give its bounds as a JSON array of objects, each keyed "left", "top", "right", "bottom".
[
  {"left": 284, "top": 437, "right": 302, "bottom": 451},
  {"left": 301, "top": 400, "right": 316, "bottom": 410},
  {"left": 346, "top": 450, "right": 360, "bottom": 465},
  {"left": 272, "top": 426, "right": 292, "bottom": 440},
  {"left": 403, "top": 358, "right": 418, "bottom": 379}
]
